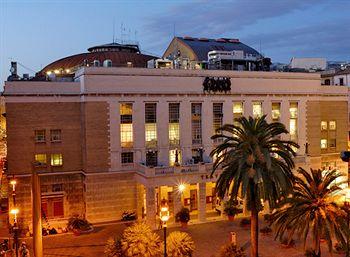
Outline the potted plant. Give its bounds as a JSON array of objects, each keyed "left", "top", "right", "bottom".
[
  {"left": 67, "top": 216, "right": 93, "bottom": 236},
  {"left": 219, "top": 242, "right": 246, "bottom": 257},
  {"left": 175, "top": 207, "right": 190, "bottom": 228},
  {"left": 224, "top": 200, "right": 241, "bottom": 221}
]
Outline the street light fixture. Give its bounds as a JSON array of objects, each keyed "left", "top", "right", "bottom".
[
  {"left": 10, "top": 208, "right": 19, "bottom": 257},
  {"left": 160, "top": 199, "right": 170, "bottom": 257}
]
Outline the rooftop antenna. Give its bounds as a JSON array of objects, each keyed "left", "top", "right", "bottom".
[{"left": 112, "top": 18, "right": 115, "bottom": 43}]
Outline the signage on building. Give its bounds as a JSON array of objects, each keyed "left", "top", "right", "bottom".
[{"left": 203, "top": 77, "right": 231, "bottom": 93}]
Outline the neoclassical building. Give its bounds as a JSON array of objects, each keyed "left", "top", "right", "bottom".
[{"left": 4, "top": 64, "right": 348, "bottom": 229}]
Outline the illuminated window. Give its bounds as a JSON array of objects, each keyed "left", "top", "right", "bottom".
[
  {"left": 35, "top": 130, "right": 46, "bottom": 142},
  {"left": 320, "top": 139, "right": 327, "bottom": 149},
  {"left": 120, "top": 103, "right": 133, "bottom": 148},
  {"left": 51, "top": 154, "right": 63, "bottom": 166},
  {"left": 50, "top": 129, "right": 61, "bottom": 142},
  {"left": 35, "top": 154, "right": 47, "bottom": 165},
  {"left": 169, "top": 149, "right": 181, "bottom": 166},
  {"left": 121, "top": 124, "right": 133, "bottom": 148},
  {"left": 145, "top": 123, "right": 157, "bottom": 148},
  {"left": 192, "top": 103, "right": 202, "bottom": 145},
  {"left": 252, "top": 102, "right": 262, "bottom": 118},
  {"left": 329, "top": 121, "right": 336, "bottom": 130},
  {"left": 121, "top": 152, "right": 133, "bottom": 164},
  {"left": 289, "top": 102, "right": 298, "bottom": 118},
  {"left": 233, "top": 102, "right": 243, "bottom": 115},
  {"left": 213, "top": 103, "right": 223, "bottom": 143},
  {"left": 321, "top": 121, "right": 327, "bottom": 131},
  {"left": 169, "top": 103, "right": 180, "bottom": 146},
  {"left": 289, "top": 102, "right": 298, "bottom": 141},
  {"left": 271, "top": 103, "right": 281, "bottom": 122},
  {"left": 145, "top": 103, "right": 157, "bottom": 148}
]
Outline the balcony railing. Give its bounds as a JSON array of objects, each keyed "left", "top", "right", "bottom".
[{"left": 136, "top": 162, "right": 214, "bottom": 177}]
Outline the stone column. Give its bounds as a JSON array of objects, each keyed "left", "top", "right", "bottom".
[
  {"left": 180, "top": 99, "right": 192, "bottom": 163},
  {"left": 202, "top": 100, "right": 212, "bottom": 162},
  {"left": 198, "top": 182, "right": 206, "bottom": 222},
  {"left": 173, "top": 186, "right": 182, "bottom": 217},
  {"left": 146, "top": 187, "right": 157, "bottom": 229},
  {"left": 134, "top": 100, "right": 146, "bottom": 164},
  {"left": 157, "top": 100, "right": 169, "bottom": 166}
]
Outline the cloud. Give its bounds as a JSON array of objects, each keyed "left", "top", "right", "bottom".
[{"left": 140, "top": 0, "right": 348, "bottom": 62}]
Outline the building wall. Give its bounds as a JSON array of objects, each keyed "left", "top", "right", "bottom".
[{"left": 6, "top": 102, "right": 83, "bottom": 174}]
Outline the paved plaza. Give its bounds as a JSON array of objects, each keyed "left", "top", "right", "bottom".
[{"left": 8, "top": 217, "right": 343, "bottom": 257}]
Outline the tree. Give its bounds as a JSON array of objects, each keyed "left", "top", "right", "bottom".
[
  {"left": 211, "top": 115, "right": 298, "bottom": 257},
  {"left": 270, "top": 168, "right": 349, "bottom": 257}
]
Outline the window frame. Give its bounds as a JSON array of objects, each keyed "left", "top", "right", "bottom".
[
  {"left": 50, "top": 129, "right": 62, "bottom": 142},
  {"left": 35, "top": 130, "right": 46, "bottom": 143}
]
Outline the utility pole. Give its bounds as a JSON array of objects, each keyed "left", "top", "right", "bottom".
[{"left": 32, "top": 167, "right": 43, "bottom": 257}]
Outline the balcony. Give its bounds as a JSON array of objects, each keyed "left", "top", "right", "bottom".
[{"left": 136, "top": 162, "right": 215, "bottom": 178}]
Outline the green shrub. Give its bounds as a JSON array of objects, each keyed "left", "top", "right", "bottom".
[
  {"left": 104, "top": 238, "right": 123, "bottom": 257},
  {"left": 175, "top": 208, "right": 190, "bottom": 223},
  {"left": 67, "top": 216, "right": 92, "bottom": 231},
  {"left": 166, "top": 231, "right": 195, "bottom": 257},
  {"left": 224, "top": 200, "right": 241, "bottom": 216},
  {"left": 219, "top": 243, "right": 246, "bottom": 257},
  {"left": 121, "top": 222, "right": 162, "bottom": 257}
]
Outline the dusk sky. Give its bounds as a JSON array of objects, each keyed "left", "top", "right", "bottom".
[{"left": 1, "top": 0, "right": 349, "bottom": 84}]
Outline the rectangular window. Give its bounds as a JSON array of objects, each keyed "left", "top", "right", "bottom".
[
  {"left": 42, "top": 197, "right": 64, "bottom": 218},
  {"left": 121, "top": 124, "right": 133, "bottom": 148},
  {"left": 35, "top": 154, "right": 47, "bottom": 166},
  {"left": 169, "top": 103, "right": 180, "bottom": 146},
  {"left": 169, "top": 149, "right": 181, "bottom": 166},
  {"left": 145, "top": 103, "right": 157, "bottom": 148},
  {"left": 329, "top": 121, "right": 336, "bottom": 130},
  {"left": 339, "top": 78, "right": 344, "bottom": 86},
  {"left": 252, "top": 102, "right": 262, "bottom": 118},
  {"left": 289, "top": 102, "right": 298, "bottom": 141},
  {"left": 50, "top": 129, "right": 61, "bottom": 142},
  {"left": 35, "top": 130, "right": 46, "bottom": 143},
  {"left": 329, "top": 139, "right": 336, "bottom": 148},
  {"left": 120, "top": 103, "right": 133, "bottom": 148},
  {"left": 233, "top": 102, "right": 243, "bottom": 126},
  {"left": 121, "top": 152, "right": 134, "bottom": 164},
  {"left": 213, "top": 103, "right": 223, "bottom": 143},
  {"left": 271, "top": 103, "right": 281, "bottom": 122},
  {"left": 192, "top": 103, "right": 202, "bottom": 145},
  {"left": 321, "top": 121, "right": 328, "bottom": 131},
  {"left": 51, "top": 154, "right": 63, "bottom": 166},
  {"left": 321, "top": 139, "right": 327, "bottom": 149},
  {"left": 146, "top": 150, "right": 157, "bottom": 167}
]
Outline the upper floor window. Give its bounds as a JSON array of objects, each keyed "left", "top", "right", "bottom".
[
  {"left": 213, "top": 103, "right": 223, "bottom": 143},
  {"left": 329, "top": 121, "right": 336, "bottom": 130},
  {"left": 271, "top": 102, "right": 281, "bottom": 122},
  {"left": 191, "top": 103, "right": 202, "bottom": 145},
  {"left": 35, "top": 130, "right": 46, "bottom": 143},
  {"left": 320, "top": 139, "right": 327, "bottom": 149},
  {"left": 145, "top": 103, "right": 157, "bottom": 148},
  {"left": 121, "top": 152, "right": 134, "bottom": 164},
  {"left": 321, "top": 121, "right": 328, "bottom": 131},
  {"left": 233, "top": 102, "right": 243, "bottom": 115},
  {"left": 169, "top": 103, "right": 180, "bottom": 146},
  {"left": 50, "top": 129, "right": 62, "bottom": 142},
  {"left": 51, "top": 154, "right": 63, "bottom": 166},
  {"left": 35, "top": 154, "right": 47, "bottom": 166},
  {"left": 252, "top": 102, "right": 262, "bottom": 118},
  {"left": 120, "top": 103, "right": 133, "bottom": 148}
]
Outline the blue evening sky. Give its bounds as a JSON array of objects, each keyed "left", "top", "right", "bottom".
[{"left": 1, "top": 0, "right": 349, "bottom": 84}]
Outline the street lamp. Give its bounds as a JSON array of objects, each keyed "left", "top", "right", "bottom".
[
  {"left": 10, "top": 179, "right": 17, "bottom": 206},
  {"left": 10, "top": 208, "right": 19, "bottom": 257},
  {"left": 160, "top": 199, "right": 170, "bottom": 257}
]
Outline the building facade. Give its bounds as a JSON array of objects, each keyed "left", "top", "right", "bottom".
[{"left": 4, "top": 67, "right": 348, "bottom": 230}]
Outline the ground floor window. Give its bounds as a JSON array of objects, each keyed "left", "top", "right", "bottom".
[{"left": 41, "top": 197, "right": 64, "bottom": 219}]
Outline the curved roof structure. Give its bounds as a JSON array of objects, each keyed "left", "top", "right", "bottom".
[
  {"left": 163, "top": 37, "right": 261, "bottom": 61},
  {"left": 39, "top": 43, "right": 157, "bottom": 76}
]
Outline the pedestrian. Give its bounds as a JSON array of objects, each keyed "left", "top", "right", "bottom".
[{"left": 19, "top": 242, "right": 29, "bottom": 257}]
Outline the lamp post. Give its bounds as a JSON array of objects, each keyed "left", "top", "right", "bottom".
[
  {"left": 160, "top": 199, "right": 170, "bottom": 257},
  {"left": 10, "top": 208, "right": 19, "bottom": 257}
]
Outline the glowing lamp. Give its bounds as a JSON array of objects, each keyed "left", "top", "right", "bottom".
[
  {"left": 10, "top": 179, "right": 17, "bottom": 191},
  {"left": 65, "top": 69, "right": 71, "bottom": 73},
  {"left": 160, "top": 199, "right": 170, "bottom": 223},
  {"left": 178, "top": 184, "right": 185, "bottom": 192},
  {"left": 54, "top": 69, "right": 60, "bottom": 74},
  {"left": 46, "top": 71, "right": 52, "bottom": 75},
  {"left": 10, "top": 208, "right": 19, "bottom": 215}
]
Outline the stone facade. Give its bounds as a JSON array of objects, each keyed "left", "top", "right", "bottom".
[{"left": 3, "top": 68, "right": 349, "bottom": 228}]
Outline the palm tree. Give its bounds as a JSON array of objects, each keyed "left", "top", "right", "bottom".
[
  {"left": 211, "top": 115, "right": 298, "bottom": 257},
  {"left": 270, "top": 168, "right": 349, "bottom": 257}
]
